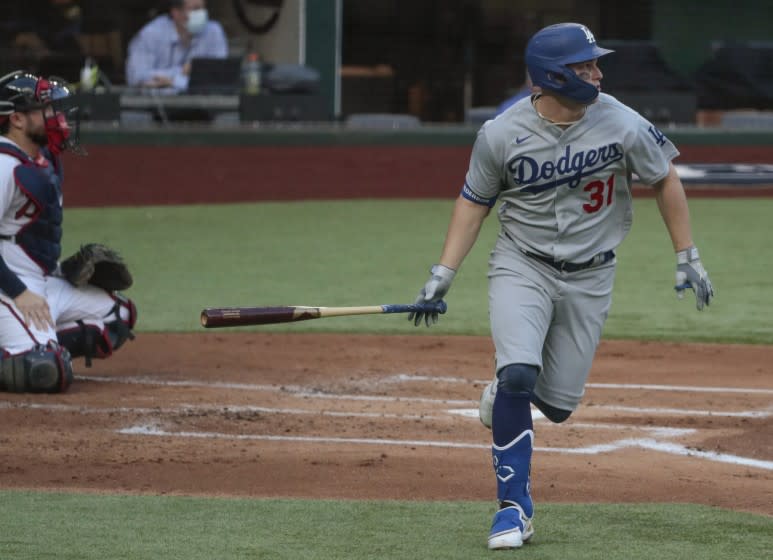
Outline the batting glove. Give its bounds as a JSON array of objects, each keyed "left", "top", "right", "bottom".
[
  {"left": 409, "top": 264, "right": 456, "bottom": 327},
  {"left": 674, "top": 246, "right": 714, "bottom": 311}
]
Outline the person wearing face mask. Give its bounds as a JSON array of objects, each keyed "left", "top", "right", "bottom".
[{"left": 125, "top": 0, "right": 227, "bottom": 91}]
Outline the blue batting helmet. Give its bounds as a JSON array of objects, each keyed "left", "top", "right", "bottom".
[{"left": 525, "top": 23, "right": 614, "bottom": 104}]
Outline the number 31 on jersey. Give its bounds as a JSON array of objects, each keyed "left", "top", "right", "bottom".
[{"left": 582, "top": 173, "right": 615, "bottom": 213}]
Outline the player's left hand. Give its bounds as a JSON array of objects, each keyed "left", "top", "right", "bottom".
[
  {"left": 674, "top": 246, "right": 714, "bottom": 311},
  {"left": 409, "top": 264, "right": 456, "bottom": 326}
]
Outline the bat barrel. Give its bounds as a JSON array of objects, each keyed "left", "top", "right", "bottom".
[{"left": 201, "top": 306, "right": 321, "bottom": 328}]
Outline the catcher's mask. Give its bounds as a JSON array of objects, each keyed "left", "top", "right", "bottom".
[
  {"left": 0, "top": 70, "right": 84, "bottom": 156},
  {"left": 525, "top": 23, "right": 614, "bottom": 104}
]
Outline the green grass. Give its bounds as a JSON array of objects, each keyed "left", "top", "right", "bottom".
[
  {"left": 63, "top": 197, "right": 773, "bottom": 343},
  {"left": 0, "top": 491, "right": 770, "bottom": 560}
]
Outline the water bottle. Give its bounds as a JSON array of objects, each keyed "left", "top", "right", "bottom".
[
  {"left": 80, "top": 57, "right": 96, "bottom": 92},
  {"left": 243, "top": 53, "right": 262, "bottom": 95}
]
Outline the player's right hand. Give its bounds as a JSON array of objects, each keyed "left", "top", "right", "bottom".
[
  {"left": 14, "top": 289, "right": 54, "bottom": 331},
  {"left": 674, "top": 246, "right": 714, "bottom": 311},
  {"left": 409, "top": 264, "right": 456, "bottom": 327}
]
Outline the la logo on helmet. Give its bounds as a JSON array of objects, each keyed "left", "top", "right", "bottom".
[{"left": 581, "top": 25, "right": 596, "bottom": 44}]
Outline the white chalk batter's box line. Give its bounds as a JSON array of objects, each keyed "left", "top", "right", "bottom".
[
  {"left": 1, "top": 397, "right": 769, "bottom": 470},
  {"left": 383, "top": 374, "right": 773, "bottom": 395},
  {"left": 3, "top": 386, "right": 772, "bottom": 472},
  {"left": 115, "top": 424, "right": 773, "bottom": 472},
  {"left": 76, "top": 375, "right": 773, "bottom": 396},
  {"left": 0, "top": 401, "right": 441, "bottom": 421},
  {"left": 0, "top": 401, "right": 700, "bottom": 437},
  {"left": 74, "top": 375, "right": 773, "bottom": 419},
  {"left": 87, "top": 374, "right": 770, "bottom": 471}
]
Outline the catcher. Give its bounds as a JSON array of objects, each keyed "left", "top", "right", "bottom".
[{"left": 0, "top": 70, "right": 137, "bottom": 394}]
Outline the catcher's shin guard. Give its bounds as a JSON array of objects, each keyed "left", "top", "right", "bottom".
[
  {"left": 0, "top": 343, "right": 73, "bottom": 393},
  {"left": 57, "top": 295, "right": 137, "bottom": 366},
  {"left": 104, "top": 293, "right": 137, "bottom": 353},
  {"left": 57, "top": 321, "right": 111, "bottom": 366}
]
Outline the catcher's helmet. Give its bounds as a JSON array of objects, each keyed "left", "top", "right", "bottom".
[
  {"left": 525, "top": 23, "right": 614, "bottom": 104},
  {"left": 0, "top": 70, "right": 82, "bottom": 155},
  {"left": 0, "top": 70, "right": 49, "bottom": 115}
]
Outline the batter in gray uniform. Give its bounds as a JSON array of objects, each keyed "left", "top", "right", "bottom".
[{"left": 409, "top": 22, "right": 714, "bottom": 550}]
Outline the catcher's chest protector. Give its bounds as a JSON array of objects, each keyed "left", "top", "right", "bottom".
[{"left": 0, "top": 145, "right": 63, "bottom": 272}]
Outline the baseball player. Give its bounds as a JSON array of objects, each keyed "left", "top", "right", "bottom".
[
  {"left": 0, "top": 70, "right": 137, "bottom": 394},
  {"left": 409, "top": 23, "right": 713, "bottom": 550}
]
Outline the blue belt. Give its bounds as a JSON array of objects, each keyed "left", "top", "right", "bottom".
[{"left": 522, "top": 249, "right": 615, "bottom": 273}]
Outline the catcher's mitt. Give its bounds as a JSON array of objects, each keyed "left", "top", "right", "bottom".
[{"left": 60, "top": 243, "right": 133, "bottom": 291}]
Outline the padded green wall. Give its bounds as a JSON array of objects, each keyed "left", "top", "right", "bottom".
[{"left": 304, "top": 0, "right": 342, "bottom": 118}]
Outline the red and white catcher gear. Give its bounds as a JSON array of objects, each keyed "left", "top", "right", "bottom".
[
  {"left": 0, "top": 341, "right": 73, "bottom": 393},
  {"left": 57, "top": 293, "right": 137, "bottom": 366}
]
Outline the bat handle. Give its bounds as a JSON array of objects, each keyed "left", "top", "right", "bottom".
[
  {"left": 427, "top": 300, "right": 448, "bottom": 314},
  {"left": 411, "top": 300, "right": 448, "bottom": 314},
  {"left": 381, "top": 300, "right": 448, "bottom": 314}
]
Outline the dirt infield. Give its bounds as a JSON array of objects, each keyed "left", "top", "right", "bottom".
[{"left": 1, "top": 334, "right": 771, "bottom": 516}]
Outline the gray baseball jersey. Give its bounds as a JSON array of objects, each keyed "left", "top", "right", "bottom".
[
  {"left": 464, "top": 93, "right": 679, "bottom": 410},
  {"left": 465, "top": 93, "right": 679, "bottom": 262}
]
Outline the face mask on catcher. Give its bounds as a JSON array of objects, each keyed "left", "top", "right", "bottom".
[
  {"left": 186, "top": 9, "right": 209, "bottom": 35},
  {"left": 44, "top": 112, "right": 71, "bottom": 156}
]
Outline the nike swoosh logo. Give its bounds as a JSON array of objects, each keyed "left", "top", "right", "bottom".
[{"left": 515, "top": 135, "right": 532, "bottom": 144}]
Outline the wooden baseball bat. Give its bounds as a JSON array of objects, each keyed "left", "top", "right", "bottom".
[{"left": 200, "top": 301, "right": 448, "bottom": 328}]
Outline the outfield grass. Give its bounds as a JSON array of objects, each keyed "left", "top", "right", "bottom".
[
  {"left": 64, "top": 197, "right": 773, "bottom": 343},
  {"left": 1, "top": 491, "right": 771, "bottom": 560}
]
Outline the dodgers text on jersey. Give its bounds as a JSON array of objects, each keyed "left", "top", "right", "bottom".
[{"left": 507, "top": 143, "right": 624, "bottom": 194}]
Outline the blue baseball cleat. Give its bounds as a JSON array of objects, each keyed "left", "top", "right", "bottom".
[{"left": 487, "top": 501, "right": 535, "bottom": 550}]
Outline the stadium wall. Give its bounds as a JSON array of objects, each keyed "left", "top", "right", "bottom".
[{"left": 66, "top": 129, "right": 773, "bottom": 207}]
